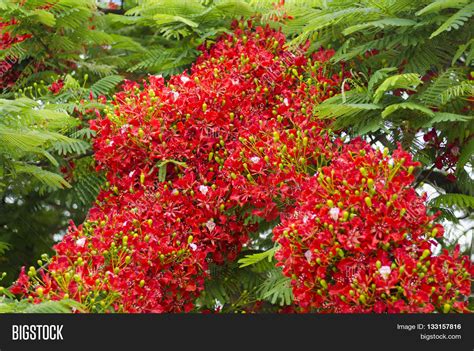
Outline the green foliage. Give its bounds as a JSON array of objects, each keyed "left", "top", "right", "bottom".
[
  {"left": 0, "top": 97, "right": 80, "bottom": 192},
  {"left": 197, "top": 246, "right": 293, "bottom": 311},
  {"left": 99, "top": 0, "right": 282, "bottom": 77},
  {"left": 372, "top": 73, "right": 422, "bottom": 103},
  {"left": 275, "top": 1, "right": 473, "bottom": 218},
  {"left": 238, "top": 246, "right": 278, "bottom": 268},
  {"left": 430, "top": 193, "right": 474, "bottom": 210},
  {"left": 0, "top": 297, "right": 86, "bottom": 313},
  {"left": 429, "top": 2, "right": 474, "bottom": 39},
  {"left": 257, "top": 269, "right": 292, "bottom": 306},
  {"left": 0, "top": 75, "right": 114, "bottom": 284},
  {"left": 0, "top": 0, "right": 115, "bottom": 90},
  {"left": 90, "top": 75, "right": 124, "bottom": 97}
]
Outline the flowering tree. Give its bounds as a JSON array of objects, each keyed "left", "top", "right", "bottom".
[{"left": 4, "top": 22, "right": 472, "bottom": 313}]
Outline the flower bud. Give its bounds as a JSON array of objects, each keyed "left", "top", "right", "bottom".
[
  {"left": 364, "top": 197, "right": 372, "bottom": 207},
  {"left": 273, "top": 131, "right": 280, "bottom": 142},
  {"left": 421, "top": 249, "right": 430, "bottom": 260}
]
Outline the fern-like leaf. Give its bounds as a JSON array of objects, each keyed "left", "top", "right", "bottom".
[
  {"left": 429, "top": 3, "right": 474, "bottom": 39},
  {"left": 381, "top": 102, "right": 434, "bottom": 119},
  {"left": 430, "top": 193, "right": 474, "bottom": 210},
  {"left": 238, "top": 246, "right": 278, "bottom": 268},
  {"left": 90, "top": 75, "right": 124, "bottom": 97},
  {"left": 373, "top": 73, "right": 422, "bottom": 103}
]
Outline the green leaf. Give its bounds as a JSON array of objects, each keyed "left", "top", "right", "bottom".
[
  {"left": 367, "top": 67, "right": 398, "bottom": 93},
  {"left": 381, "top": 102, "right": 434, "bottom": 119},
  {"left": 215, "top": 0, "right": 253, "bottom": 17},
  {"left": 14, "top": 164, "right": 71, "bottom": 190},
  {"left": 355, "top": 117, "right": 384, "bottom": 135},
  {"left": 343, "top": 18, "right": 416, "bottom": 36},
  {"left": 63, "top": 75, "right": 81, "bottom": 90},
  {"left": 33, "top": 9, "right": 56, "bottom": 27},
  {"left": 156, "top": 159, "right": 188, "bottom": 182},
  {"left": 257, "top": 269, "right": 293, "bottom": 306},
  {"left": 428, "top": 112, "right": 473, "bottom": 124},
  {"left": 316, "top": 103, "right": 382, "bottom": 119},
  {"left": 457, "top": 138, "right": 474, "bottom": 171},
  {"left": 90, "top": 75, "right": 124, "bottom": 97},
  {"left": 416, "top": 0, "right": 471, "bottom": 16},
  {"left": 451, "top": 39, "right": 474, "bottom": 65},
  {"left": 152, "top": 14, "right": 199, "bottom": 28},
  {"left": 373, "top": 73, "right": 422, "bottom": 103},
  {"left": 238, "top": 246, "right": 278, "bottom": 268},
  {"left": 0, "top": 241, "right": 11, "bottom": 255},
  {"left": 0, "top": 299, "right": 86, "bottom": 314},
  {"left": 22, "top": 299, "right": 86, "bottom": 313},
  {"left": 28, "top": 109, "right": 79, "bottom": 131},
  {"left": 158, "top": 164, "right": 167, "bottom": 182},
  {"left": 429, "top": 3, "right": 474, "bottom": 39},
  {"left": 430, "top": 194, "right": 474, "bottom": 209}
]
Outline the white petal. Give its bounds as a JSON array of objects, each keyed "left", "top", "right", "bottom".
[
  {"left": 172, "top": 91, "right": 179, "bottom": 101},
  {"left": 329, "top": 207, "right": 340, "bottom": 221},
  {"left": 304, "top": 250, "right": 312, "bottom": 263},
  {"left": 199, "top": 185, "right": 209, "bottom": 195},
  {"left": 206, "top": 220, "right": 216, "bottom": 232},
  {"left": 379, "top": 266, "right": 391, "bottom": 279},
  {"left": 76, "top": 238, "right": 86, "bottom": 247},
  {"left": 250, "top": 156, "right": 260, "bottom": 164}
]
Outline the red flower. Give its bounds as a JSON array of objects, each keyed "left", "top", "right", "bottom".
[
  {"left": 273, "top": 139, "right": 472, "bottom": 313},
  {"left": 49, "top": 79, "right": 64, "bottom": 94},
  {"left": 10, "top": 22, "right": 471, "bottom": 314}
]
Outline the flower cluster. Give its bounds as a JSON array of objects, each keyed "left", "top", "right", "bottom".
[
  {"left": 49, "top": 79, "right": 64, "bottom": 94},
  {"left": 9, "top": 21, "right": 471, "bottom": 313},
  {"left": 10, "top": 22, "right": 348, "bottom": 312},
  {"left": 422, "top": 128, "right": 468, "bottom": 182},
  {"left": 0, "top": 20, "right": 31, "bottom": 89},
  {"left": 273, "top": 139, "right": 472, "bottom": 313}
]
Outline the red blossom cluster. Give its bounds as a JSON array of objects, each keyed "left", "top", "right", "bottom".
[
  {"left": 11, "top": 22, "right": 349, "bottom": 312},
  {"left": 423, "top": 128, "right": 465, "bottom": 182},
  {"left": 48, "top": 79, "right": 64, "bottom": 94},
  {"left": 274, "top": 139, "right": 472, "bottom": 313},
  {"left": 9, "top": 22, "right": 471, "bottom": 313},
  {"left": 0, "top": 20, "right": 31, "bottom": 89}
]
